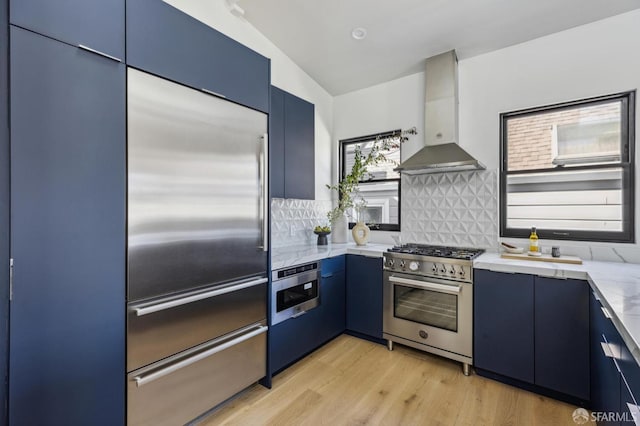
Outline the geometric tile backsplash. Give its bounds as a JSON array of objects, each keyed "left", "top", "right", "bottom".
[
  {"left": 271, "top": 198, "right": 333, "bottom": 248},
  {"left": 401, "top": 169, "right": 499, "bottom": 249}
]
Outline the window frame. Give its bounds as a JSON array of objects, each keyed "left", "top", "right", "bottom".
[
  {"left": 499, "top": 90, "right": 635, "bottom": 243},
  {"left": 339, "top": 129, "right": 402, "bottom": 232}
]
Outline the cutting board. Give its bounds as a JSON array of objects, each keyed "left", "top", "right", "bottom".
[{"left": 500, "top": 252, "right": 583, "bottom": 265}]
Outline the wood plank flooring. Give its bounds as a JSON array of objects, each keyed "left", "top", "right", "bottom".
[{"left": 200, "top": 334, "right": 578, "bottom": 425}]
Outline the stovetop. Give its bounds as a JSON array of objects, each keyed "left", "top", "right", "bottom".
[{"left": 387, "top": 244, "right": 484, "bottom": 261}]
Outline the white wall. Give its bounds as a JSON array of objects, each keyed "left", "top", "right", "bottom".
[
  {"left": 165, "top": 0, "right": 333, "bottom": 200},
  {"left": 333, "top": 73, "right": 425, "bottom": 244},
  {"left": 333, "top": 9, "right": 640, "bottom": 255}
]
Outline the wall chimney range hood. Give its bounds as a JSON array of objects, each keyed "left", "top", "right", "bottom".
[{"left": 395, "top": 50, "right": 485, "bottom": 175}]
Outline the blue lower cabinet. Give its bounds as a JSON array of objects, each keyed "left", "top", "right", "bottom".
[
  {"left": 346, "top": 255, "right": 383, "bottom": 339},
  {"left": 321, "top": 257, "right": 346, "bottom": 342},
  {"left": 620, "top": 377, "right": 639, "bottom": 425},
  {"left": 9, "top": 27, "right": 125, "bottom": 425},
  {"left": 590, "top": 293, "right": 622, "bottom": 425},
  {"left": 535, "top": 277, "right": 590, "bottom": 400},
  {"left": 270, "top": 304, "right": 325, "bottom": 374},
  {"left": 270, "top": 256, "right": 346, "bottom": 375},
  {"left": 474, "top": 270, "right": 535, "bottom": 383},
  {"left": 474, "top": 269, "right": 590, "bottom": 403}
]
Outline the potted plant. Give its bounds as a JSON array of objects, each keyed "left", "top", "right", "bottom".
[{"left": 327, "top": 127, "right": 417, "bottom": 244}]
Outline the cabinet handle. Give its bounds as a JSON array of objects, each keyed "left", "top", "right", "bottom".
[
  {"left": 601, "top": 306, "right": 612, "bottom": 320},
  {"left": 291, "top": 310, "right": 307, "bottom": 319},
  {"left": 201, "top": 88, "right": 226, "bottom": 99},
  {"left": 77, "top": 44, "right": 122, "bottom": 63},
  {"left": 321, "top": 273, "right": 334, "bottom": 278}
]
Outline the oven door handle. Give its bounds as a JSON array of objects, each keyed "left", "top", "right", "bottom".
[{"left": 389, "top": 276, "right": 461, "bottom": 294}]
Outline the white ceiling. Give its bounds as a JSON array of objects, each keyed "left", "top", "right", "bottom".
[{"left": 237, "top": 0, "right": 640, "bottom": 96}]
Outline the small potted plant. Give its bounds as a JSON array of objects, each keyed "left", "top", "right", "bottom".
[{"left": 313, "top": 225, "right": 331, "bottom": 246}]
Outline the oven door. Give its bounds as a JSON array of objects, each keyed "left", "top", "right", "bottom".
[
  {"left": 271, "top": 270, "right": 319, "bottom": 325},
  {"left": 383, "top": 270, "right": 472, "bottom": 358}
]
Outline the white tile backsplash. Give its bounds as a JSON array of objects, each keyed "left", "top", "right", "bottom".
[
  {"left": 271, "top": 198, "right": 332, "bottom": 248},
  {"left": 401, "top": 170, "right": 499, "bottom": 249}
]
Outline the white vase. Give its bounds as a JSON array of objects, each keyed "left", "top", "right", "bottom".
[
  {"left": 351, "top": 221, "right": 370, "bottom": 246},
  {"left": 331, "top": 213, "right": 348, "bottom": 244}
]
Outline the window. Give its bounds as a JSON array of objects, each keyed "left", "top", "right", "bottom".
[
  {"left": 340, "top": 130, "right": 401, "bottom": 231},
  {"left": 500, "top": 91, "right": 635, "bottom": 243}
]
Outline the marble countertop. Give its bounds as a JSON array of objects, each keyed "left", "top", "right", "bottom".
[
  {"left": 271, "top": 242, "right": 390, "bottom": 270},
  {"left": 474, "top": 252, "right": 640, "bottom": 367}
]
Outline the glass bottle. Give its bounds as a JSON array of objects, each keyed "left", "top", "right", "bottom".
[{"left": 529, "top": 226, "right": 539, "bottom": 253}]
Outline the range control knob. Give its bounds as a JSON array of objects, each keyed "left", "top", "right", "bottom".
[
  {"left": 399, "top": 260, "right": 406, "bottom": 268},
  {"left": 409, "top": 261, "right": 419, "bottom": 271},
  {"left": 388, "top": 259, "right": 395, "bottom": 267},
  {"left": 459, "top": 269, "right": 466, "bottom": 277},
  {"left": 440, "top": 265, "right": 446, "bottom": 273},
  {"left": 449, "top": 267, "right": 456, "bottom": 275},
  {"left": 431, "top": 264, "right": 437, "bottom": 273}
]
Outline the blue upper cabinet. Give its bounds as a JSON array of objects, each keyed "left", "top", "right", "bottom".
[
  {"left": 270, "top": 86, "right": 286, "bottom": 198},
  {"left": 10, "top": 0, "right": 124, "bottom": 61},
  {"left": 284, "top": 91, "right": 315, "bottom": 200},
  {"left": 127, "top": 0, "right": 269, "bottom": 112},
  {"left": 9, "top": 27, "right": 125, "bottom": 425},
  {"left": 269, "top": 86, "right": 315, "bottom": 200}
]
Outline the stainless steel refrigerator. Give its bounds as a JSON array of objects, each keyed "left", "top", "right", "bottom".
[{"left": 126, "top": 68, "right": 268, "bottom": 426}]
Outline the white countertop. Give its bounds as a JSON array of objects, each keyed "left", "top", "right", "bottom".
[
  {"left": 474, "top": 252, "right": 640, "bottom": 366},
  {"left": 271, "top": 242, "right": 390, "bottom": 270}
]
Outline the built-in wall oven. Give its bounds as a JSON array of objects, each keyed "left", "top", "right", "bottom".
[
  {"left": 271, "top": 262, "right": 320, "bottom": 325},
  {"left": 383, "top": 244, "right": 483, "bottom": 375}
]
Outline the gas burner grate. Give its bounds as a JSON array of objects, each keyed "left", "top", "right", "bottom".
[{"left": 388, "top": 244, "right": 484, "bottom": 260}]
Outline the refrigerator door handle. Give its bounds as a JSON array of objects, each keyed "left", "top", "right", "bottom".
[
  {"left": 133, "top": 325, "right": 268, "bottom": 387},
  {"left": 132, "top": 277, "right": 268, "bottom": 317},
  {"left": 258, "top": 133, "right": 269, "bottom": 252}
]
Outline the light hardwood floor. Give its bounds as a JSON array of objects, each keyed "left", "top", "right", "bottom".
[{"left": 200, "top": 334, "right": 579, "bottom": 425}]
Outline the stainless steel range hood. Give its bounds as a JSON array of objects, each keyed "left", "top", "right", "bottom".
[{"left": 395, "top": 50, "right": 485, "bottom": 175}]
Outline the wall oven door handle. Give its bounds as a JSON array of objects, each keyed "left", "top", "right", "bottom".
[
  {"left": 132, "top": 277, "right": 268, "bottom": 316},
  {"left": 133, "top": 325, "right": 268, "bottom": 387},
  {"left": 389, "top": 276, "right": 461, "bottom": 294}
]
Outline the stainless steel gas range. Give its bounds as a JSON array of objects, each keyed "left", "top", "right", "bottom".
[{"left": 382, "top": 244, "right": 484, "bottom": 376}]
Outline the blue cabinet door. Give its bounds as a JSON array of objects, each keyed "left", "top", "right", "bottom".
[
  {"left": 620, "top": 377, "right": 638, "bottom": 425},
  {"left": 269, "top": 305, "right": 324, "bottom": 375},
  {"left": 127, "top": 0, "right": 269, "bottom": 112},
  {"left": 9, "top": 27, "right": 125, "bottom": 426},
  {"left": 535, "top": 277, "right": 590, "bottom": 399},
  {"left": 321, "top": 264, "right": 346, "bottom": 341},
  {"left": 474, "top": 270, "right": 535, "bottom": 383},
  {"left": 10, "top": 0, "right": 124, "bottom": 61},
  {"left": 270, "top": 86, "right": 285, "bottom": 198},
  {"left": 346, "top": 255, "right": 383, "bottom": 339},
  {"left": 283, "top": 92, "right": 315, "bottom": 200},
  {"left": 0, "top": 0, "right": 8, "bottom": 423},
  {"left": 590, "top": 293, "right": 621, "bottom": 425}
]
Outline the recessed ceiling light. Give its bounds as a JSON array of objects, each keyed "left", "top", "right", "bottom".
[{"left": 351, "top": 27, "right": 367, "bottom": 40}]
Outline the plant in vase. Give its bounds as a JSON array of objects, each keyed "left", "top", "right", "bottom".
[
  {"left": 326, "top": 127, "right": 417, "bottom": 244},
  {"left": 351, "top": 195, "right": 371, "bottom": 246}
]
